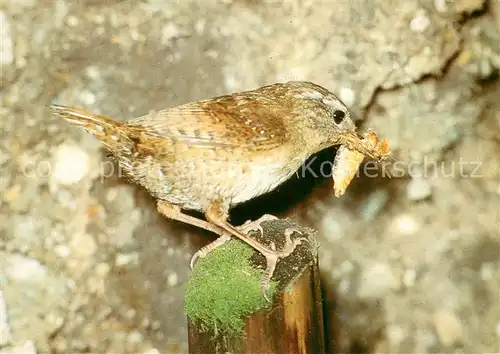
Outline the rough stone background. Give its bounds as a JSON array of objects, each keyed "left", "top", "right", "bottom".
[{"left": 0, "top": 0, "right": 499, "bottom": 353}]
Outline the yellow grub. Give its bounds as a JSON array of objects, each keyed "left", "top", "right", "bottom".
[{"left": 332, "top": 146, "right": 365, "bottom": 197}]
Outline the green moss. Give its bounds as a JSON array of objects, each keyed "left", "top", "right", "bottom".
[{"left": 185, "top": 239, "right": 276, "bottom": 336}]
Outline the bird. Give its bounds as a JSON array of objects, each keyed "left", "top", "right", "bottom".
[{"left": 49, "top": 80, "right": 389, "bottom": 299}]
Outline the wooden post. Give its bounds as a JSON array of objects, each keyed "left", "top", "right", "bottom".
[{"left": 185, "top": 219, "right": 325, "bottom": 354}]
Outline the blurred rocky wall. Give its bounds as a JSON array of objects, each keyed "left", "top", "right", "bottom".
[{"left": 0, "top": 0, "right": 499, "bottom": 353}]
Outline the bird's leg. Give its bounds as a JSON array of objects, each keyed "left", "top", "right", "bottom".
[
  {"left": 205, "top": 201, "right": 307, "bottom": 302},
  {"left": 157, "top": 201, "right": 232, "bottom": 268},
  {"left": 157, "top": 201, "right": 224, "bottom": 234},
  {"left": 188, "top": 215, "right": 286, "bottom": 270},
  {"left": 157, "top": 201, "right": 276, "bottom": 268}
]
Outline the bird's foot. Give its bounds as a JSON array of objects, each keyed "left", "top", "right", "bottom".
[
  {"left": 259, "top": 227, "right": 308, "bottom": 302},
  {"left": 189, "top": 214, "right": 278, "bottom": 269},
  {"left": 237, "top": 214, "right": 279, "bottom": 235},
  {"left": 190, "top": 233, "right": 231, "bottom": 269}
]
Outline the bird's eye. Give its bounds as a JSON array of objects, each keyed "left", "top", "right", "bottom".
[{"left": 333, "top": 110, "right": 345, "bottom": 124}]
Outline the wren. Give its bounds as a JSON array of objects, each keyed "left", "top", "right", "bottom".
[{"left": 49, "top": 81, "right": 388, "bottom": 299}]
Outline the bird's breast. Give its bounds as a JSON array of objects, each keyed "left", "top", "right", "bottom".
[{"left": 229, "top": 153, "right": 304, "bottom": 205}]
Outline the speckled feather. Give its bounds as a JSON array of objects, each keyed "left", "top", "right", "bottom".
[{"left": 127, "top": 96, "right": 290, "bottom": 150}]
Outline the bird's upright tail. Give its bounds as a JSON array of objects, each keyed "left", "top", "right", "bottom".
[{"left": 49, "top": 104, "right": 136, "bottom": 155}]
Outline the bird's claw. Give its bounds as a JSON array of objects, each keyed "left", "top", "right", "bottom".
[
  {"left": 237, "top": 214, "right": 279, "bottom": 236},
  {"left": 189, "top": 233, "right": 232, "bottom": 269},
  {"left": 260, "top": 226, "right": 308, "bottom": 303}
]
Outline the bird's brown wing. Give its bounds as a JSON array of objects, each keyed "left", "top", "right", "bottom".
[{"left": 125, "top": 95, "right": 291, "bottom": 151}]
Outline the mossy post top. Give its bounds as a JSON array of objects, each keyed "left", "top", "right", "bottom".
[{"left": 186, "top": 219, "right": 324, "bottom": 354}]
